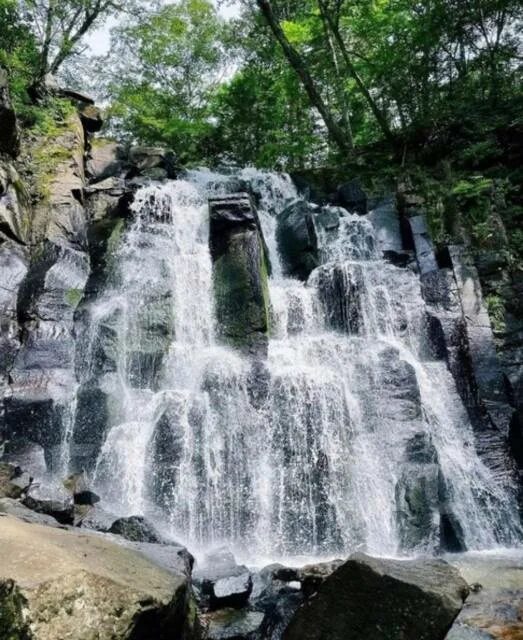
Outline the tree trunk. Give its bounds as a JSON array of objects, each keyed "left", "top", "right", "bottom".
[
  {"left": 256, "top": 0, "right": 351, "bottom": 154},
  {"left": 319, "top": 2, "right": 395, "bottom": 145}
]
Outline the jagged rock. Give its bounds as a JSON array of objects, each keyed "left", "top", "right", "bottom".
[
  {"left": 109, "top": 515, "right": 166, "bottom": 543},
  {"left": 0, "top": 515, "right": 195, "bottom": 640},
  {"left": 0, "top": 68, "right": 20, "bottom": 156},
  {"left": 23, "top": 482, "right": 74, "bottom": 525},
  {"left": 283, "top": 552, "right": 469, "bottom": 640},
  {"left": 0, "top": 163, "right": 32, "bottom": 243},
  {"left": 209, "top": 193, "right": 270, "bottom": 355},
  {"left": 76, "top": 503, "right": 117, "bottom": 531},
  {"left": 205, "top": 608, "right": 265, "bottom": 640},
  {"left": 0, "top": 462, "right": 32, "bottom": 499},
  {"left": 277, "top": 200, "right": 319, "bottom": 280},
  {"left": 86, "top": 141, "right": 125, "bottom": 182},
  {"left": 195, "top": 549, "right": 253, "bottom": 610},
  {"left": 336, "top": 179, "right": 367, "bottom": 215},
  {"left": 368, "top": 197, "right": 403, "bottom": 254},
  {"left": 128, "top": 146, "right": 178, "bottom": 179},
  {"left": 79, "top": 103, "right": 103, "bottom": 133},
  {"left": 408, "top": 214, "right": 439, "bottom": 276}
]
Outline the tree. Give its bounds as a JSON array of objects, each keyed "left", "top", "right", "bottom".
[
  {"left": 254, "top": 0, "right": 352, "bottom": 155},
  {"left": 102, "top": 0, "right": 227, "bottom": 162},
  {"left": 19, "top": 0, "right": 133, "bottom": 82}
]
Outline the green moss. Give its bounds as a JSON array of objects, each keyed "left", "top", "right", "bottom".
[
  {"left": 485, "top": 293, "right": 506, "bottom": 333},
  {"left": 64, "top": 288, "right": 83, "bottom": 308},
  {"left": 0, "top": 580, "right": 31, "bottom": 640}
]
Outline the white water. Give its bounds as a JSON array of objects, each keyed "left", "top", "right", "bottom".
[{"left": 74, "top": 169, "right": 521, "bottom": 561}]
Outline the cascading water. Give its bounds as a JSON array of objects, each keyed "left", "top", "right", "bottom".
[{"left": 71, "top": 168, "right": 521, "bottom": 562}]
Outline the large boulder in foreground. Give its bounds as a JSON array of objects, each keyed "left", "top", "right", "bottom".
[
  {"left": 0, "top": 515, "right": 197, "bottom": 640},
  {"left": 283, "top": 552, "right": 468, "bottom": 640}
]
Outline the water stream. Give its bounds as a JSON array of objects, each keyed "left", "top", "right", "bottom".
[{"left": 72, "top": 169, "right": 521, "bottom": 562}]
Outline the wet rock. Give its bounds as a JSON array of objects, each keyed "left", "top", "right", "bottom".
[
  {"left": 1, "top": 440, "right": 47, "bottom": 478},
  {"left": 0, "top": 68, "right": 19, "bottom": 156},
  {"left": 0, "top": 515, "right": 194, "bottom": 640},
  {"left": 205, "top": 608, "right": 265, "bottom": 640},
  {"left": 395, "top": 434, "right": 441, "bottom": 551},
  {"left": 22, "top": 482, "right": 74, "bottom": 525},
  {"left": 76, "top": 503, "right": 117, "bottom": 531},
  {"left": 277, "top": 200, "right": 319, "bottom": 280},
  {"left": 0, "top": 163, "right": 32, "bottom": 243},
  {"left": 195, "top": 548, "right": 253, "bottom": 610},
  {"left": 209, "top": 193, "right": 270, "bottom": 355},
  {"left": 408, "top": 214, "right": 439, "bottom": 276},
  {"left": 336, "top": 179, "right": 367, "bottom": 215},
  {"left": 0, "top": 462, "right": 32, "bottom": 499},
  {"left": 283, "top": 552, "right": 469, "bottom": 640},
  {"left": 108, "top": 514, "right": 166, "bottom": 544}
]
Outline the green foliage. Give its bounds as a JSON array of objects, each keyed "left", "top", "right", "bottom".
[{"left": 485, "top": 293, "right": 506, "bottom": 333}]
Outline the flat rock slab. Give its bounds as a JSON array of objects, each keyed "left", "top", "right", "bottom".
[
  {"left": 446, "top": 551, "right": 523, "bottom": 640},
  {"left": 0, "top": 515, "right": 189, "bottom": 640},
  {"left": 283, "top": 552, "right": 469, "bottom": 640}
]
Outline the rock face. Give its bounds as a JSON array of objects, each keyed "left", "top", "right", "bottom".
[
  {"left": 283, "top": 552, "right": 468, "bottom": 640},
  {"left": 109, "top": 514, "right": 166, "bottom": 543},
  {"left": 209, "top": 193, "right": 270, "bottom": 354},
  {"left": 446, "top": 551, "right": 523, "bottom": 640},
  {"left": 276, "top": 200, "right": 319, "bottom": 280},
  {"left": 0, "top": 68, "right": 20, "bottom": 156},
  {"left": 0, "top": 515, "right": 197, "bottom": 640}
]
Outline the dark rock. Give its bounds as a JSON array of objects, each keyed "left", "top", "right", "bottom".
[
  {"left": 283, "top": 552, "right": 469, "bottom": 640},
  {"left": 276, "top": 200, "right": 319, "bottom": 280},
  {"left": 0, "top": 462, "right": 32, "bottom": 499},
  {"left": 108, "top": 515, "right": 165, "bottom": 544},
  {"left": 195, "top": 549, "right": 253, "bottom": 610},
  {"left": 0, "top": 578, "right": 31, "bottom": 640},
  {"left": 211, "top": 573, "right": 253, "bottom": 610},
  {"left": 59, "top": 88, "right": 95, "bottom": 104},
  {"left": 368, "top": 197, "right": 403, "bottom": 253},
  {"left": 209, "top": 193, "right": 270, "bottom": 355},
  {"left": 128, "top": 146, "right": 178, "bottom": 179},
  {"left": 73, "top": 490, "right": 100, "bottom": 506},
  {"left": 408, "top": 214, "right": 438, "bottom": 276},
  {"left": 0, "top": 68, "right": 19, "bottom": 156},
  {"left": 23, "top": 482, "right": 74, "bottom": 525},
  {"left": 336, "top": 179, "right": 367, "bottom": 215},
  {"left": 1, "top": 440, "right": 47, "bottom": 478},
  {"left": 79, "top": 103, "right": 103, "bottom": 133},
  {"left": 383, "top": 250, "right": 412, "bottom": 268},
  {"left": 205, "top": 608, "right": 265, "bottom": 640},
  {"left": 312, "top": 262, "right": 363, "bottom": 334}
]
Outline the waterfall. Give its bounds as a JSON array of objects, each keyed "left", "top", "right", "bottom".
[{"left": 72, "top": 169, "right": 521, "bottom": 561}]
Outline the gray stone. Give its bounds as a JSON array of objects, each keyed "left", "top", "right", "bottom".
[
  {"left": 0, "top": 496, "right": 60, "bottom": 526},
  {"left": 205, "top": 608, "right": 265, "bottom": 640},
  {"left": 283, "top": 552, "right": 469, "bottom": 640},
  {"left": 408, "top": 214, "right": 439, "bottom": 276},
  {"left": 86, "top": 141, "right": 124, "bottom": 182},
  {"left": 336, "top": 179, "right": 367, "bottom": 215},
  {"left": 0, "top": 462, "right": 32, "bottom": 499},
  {"left": 277, "top": 200, "right": 319, "bottom": 280},
  {"left": 209, "top": 193, "right": 270, "bottom": 355},
  {"left": 108, "top": 514, "right": 166, "bottom": 544},
  {"left": 23, "top": 482, "right": 74, "bottom": 525}
]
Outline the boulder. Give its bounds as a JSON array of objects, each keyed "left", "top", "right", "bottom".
[
  {"left": 23, "top": 482, "right": 74, "bottom": 525},
  {"left": 0, "top": 463, "right": 32, "bottom": 499},
  {"left": 108, "top": 514, "right": 166, "bottom": 544},
  {"left": 195, "top": 548, "right": 253, "bottom": 610},
  {"left": 0, "top": 68, "right": 19, "bottom": 156},
  {"left": 79, "top": 103, "right": 103, "bottom": 133},
  {"left": 86, "top": 140, "right": 125, "bottom": 182},
  {"left": 276, "top": 200, "right": 319, "bottom": 280},
  {"left": 204, "top": 608, "right": 265, "bottom": 640},
  {"left": 446, "top": 551, "right": 523, "bottom": 640},
  {"left": 0, "top": 497, "right": 60, "bottom": 527},
  {"left": 283, "top": 552, "right": 469, "bottom": 640},
  {"left": 0, "top": 515, "right": 196, "bottom": 640},
  {"left": 336, "top": 179, "right": 367, "bottom": 215},
  {"left": 128, "top": 146, "right": 178, "bottom": 179},
  {"left": 209, "top": 193, "right": 270, "bottom": 355}
]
